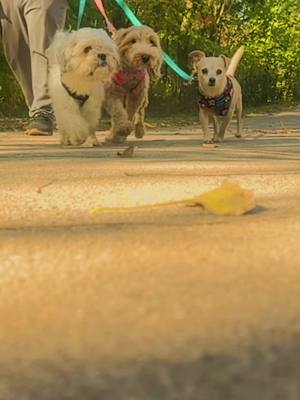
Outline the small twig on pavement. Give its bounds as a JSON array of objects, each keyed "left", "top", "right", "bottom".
[{"left": 37, "top": 180, "right": 55, "bottom": 194}]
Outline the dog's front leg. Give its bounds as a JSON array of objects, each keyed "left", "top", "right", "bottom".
[
  {"left": 212, "top": 115, "right": 220, "bottom": 142},
  {"left": 57, "top": 111, "right": 90, "bottom": 146},
  {"left": 81, "top": 131, "right": 99, "bottom": 147},
  {"left": 134, "top": 106, "right": 146, "bottom": 138},
  {"left": 217, "top": 109, "right": 234, "bottom": 141},
  {"left": 127, "top": 88, "right": 148, "bottom": 139},
  {"left": 199, "top": 109, "right": 212, "bottom": 143},
  {"left": 235, "top": 96, "right": 243, "bottom": 138},
  {"left": 104, "top": 95, "right": 133, "bottom": 143}
]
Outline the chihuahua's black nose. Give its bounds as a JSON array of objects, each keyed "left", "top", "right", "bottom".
[
  {"left": 208, "top": 77, "right": 216, "bottom": 86},
  {"left": 141, "top": 55, "right": 150, "bottom": 64},
  {"left": 98, "top": 53, "right": 107, "bottom": 62}
]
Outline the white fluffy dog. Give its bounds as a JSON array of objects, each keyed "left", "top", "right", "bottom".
[{"left": 47, "top": 28, "right": 119, "bottom": 146}]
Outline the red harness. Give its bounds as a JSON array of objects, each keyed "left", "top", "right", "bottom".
[{"left": 112, "top": 70, "right": 146, "bottom": 95}]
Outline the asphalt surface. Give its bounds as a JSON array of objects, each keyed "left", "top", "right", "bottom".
[{"left": 1, "top": 111, "right": 300, "bottom": 399}]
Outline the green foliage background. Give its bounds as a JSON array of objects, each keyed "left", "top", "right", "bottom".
[{"left": 0, "top": 0, "right": 299, "bottom": 117}]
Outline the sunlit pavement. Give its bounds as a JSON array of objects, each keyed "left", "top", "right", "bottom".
[{"left": 1, "top": 112, "right": 300, "bottom": 399}]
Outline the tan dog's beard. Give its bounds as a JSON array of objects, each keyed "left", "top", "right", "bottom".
[{"left": 121, "top": 45, "right": 162, "bottom": 78}]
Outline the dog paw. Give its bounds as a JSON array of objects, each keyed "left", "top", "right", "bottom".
[
  {"left": 134, "top": 123, "right": 145, "bottom": 139},
  {"left": 105, "top": 135, "right": 127, "bottom": 144},
  {"left": 116, "top": 121, "right": 134, "bottom": 137},
  {"left": 204, "top": 139, "right": 215, "bottom": 144},
  {"left": 81, "top": 136, "right": 99, "bottom": 147},
  {"left": 61, "top": 138, "right": 71, "bottom": 145},
  {"left": 105, "top": 122, "right": 133, "bottom": 144}
]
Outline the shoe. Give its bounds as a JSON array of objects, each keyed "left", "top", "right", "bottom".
[{"left": 26, "top": 110, "right": 54, "bottom": 136}]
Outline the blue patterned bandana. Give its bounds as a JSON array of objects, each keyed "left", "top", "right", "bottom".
[{"left": 198, "top": 77, "right": 233, "bottom": 116}]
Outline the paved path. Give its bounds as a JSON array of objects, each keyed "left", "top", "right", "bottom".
[{"left": 1, "top": 111, "right": 300, "bottom": 399}]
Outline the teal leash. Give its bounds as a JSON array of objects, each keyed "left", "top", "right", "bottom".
[
  {"left": 113, "top": 0, "right": 142, "bottom": 27},
  {"left": 162, "top": 52, "right": 193, "bottom": 82},
  {"left": 112, "top": 0, "right": 193, "bottom": 81},
  {"left": 77, "top": 0, "right": 87, "bottom": 30}
]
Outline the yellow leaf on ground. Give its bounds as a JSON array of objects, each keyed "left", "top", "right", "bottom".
[
  {"left": 191, "top": 181, "right": 256, "bottom": 216},
  {"left": 91, "top": 181, "right": 256, "bottom": 216}
]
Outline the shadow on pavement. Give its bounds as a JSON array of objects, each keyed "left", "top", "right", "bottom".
[{"left": 2, "top": 339, "right": 300, "bottom": 400}]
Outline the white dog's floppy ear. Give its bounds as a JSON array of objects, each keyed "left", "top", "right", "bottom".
[
  {"left": 57, "top": 32, "right": 73, "bottom": 72},
  {"left": 47, "top": 31, "right": 72, "bottom": 72},
  {"left": 189, "top": 50, "right": 205, "bottom": 72},
  {"left": 220, "top": 55, "right": 231, "bottom": 70}
]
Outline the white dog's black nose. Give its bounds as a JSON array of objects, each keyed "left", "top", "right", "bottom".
[
  {"left": 208, "top": 77, "right": 216, "bottom": 86},
  {"left": 98, "top": 53, "right": 107, "bottom": 62},
  {"left": 141, "top": 55, "right": 150, "bottom": 64}
]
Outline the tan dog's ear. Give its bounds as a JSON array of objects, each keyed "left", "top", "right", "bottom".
[
  {"left": 189, "top": 50, "right": 205, "bottom": 72},
  {"left": 189, "top": 50, "right": 205, "bottom": 63},
  {"left": 220, "top": 55, "right": 231, "bottom": 69},
  {"left": 113, "top": 28, "right": 130, "bottom": 44},
  {"left": 151, "top": 56, "right": 162, "bottom": 80}
]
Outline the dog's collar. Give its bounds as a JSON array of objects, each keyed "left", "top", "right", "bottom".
[
  {"left": 61, "top": 81, "right": 89, "bottom": 107},
  {"left": 198, "top": 77, "right": 233, "bottom": 116},
  {"left": 112, "top": 69, "right": 146, "bottom": 92}
]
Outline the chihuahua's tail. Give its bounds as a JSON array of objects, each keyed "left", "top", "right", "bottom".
[{"left": 226, "top": 46, "right": 244, "bottom": 77}]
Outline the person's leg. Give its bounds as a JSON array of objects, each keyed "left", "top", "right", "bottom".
[
  {"left": 0, "top": 0, "right": 34, "bottom": 109},
  {"left": 24, "top": 0, "right": 67, "bottom": 134},
  {"left": 24, "top": 0, "right": 67, "bottom": 117}
]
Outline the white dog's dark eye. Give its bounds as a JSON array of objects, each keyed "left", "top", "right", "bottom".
[
  {"left": 216, "top": 69, "right": 222, "bottom": 75},
  {"left": 150, "top": 39, "right": 157, "bottom": 47},
  {"left": 201, "top": 68, "right": 208, "bottom": 74},
  {"left": 84, "top": 46, "right": 92, "bottom": 54}
]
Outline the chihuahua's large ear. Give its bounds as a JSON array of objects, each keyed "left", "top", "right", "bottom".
[
  {"left": 189, "top": 50, "right": 205, "bottom": 72},
  {"left": 189, "top": 50, "right": 205, "bottom": 63},
  {"left": 220, "top": 55, "right": 231, "bottom": 69}
]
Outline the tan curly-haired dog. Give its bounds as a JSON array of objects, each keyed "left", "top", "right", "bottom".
[{"left": 104, "top": 25, "right": 162, "bottom": 143}]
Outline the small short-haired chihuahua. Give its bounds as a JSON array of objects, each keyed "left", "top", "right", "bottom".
[{"left": 190, "top": 46, "right": 244, "bottom": 144}]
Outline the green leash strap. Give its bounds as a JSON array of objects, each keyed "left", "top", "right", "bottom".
[
  {"left": 77, "top": 0, "right": 87, "bottom": 29},
  {"left": 113, "top": 0, "right": 142, "bottom": 27},
  {"left": 112, "top": 0, "right": 193, "bottom": 81},
  {"left": 162, "top": 52, "right": 193, "bottom": 82}
]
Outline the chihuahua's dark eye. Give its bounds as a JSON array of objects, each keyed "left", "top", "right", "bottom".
[
  {"left": 150, "top": 39, "right": 157, "bottom": 47},
  {"left": 84, "top": 46, "right": 92, "bottom": 54},
  {"left": 216, "top": 69, "right": 222, "bottom": 75},
  {"left": 131, "top": 39, "right": 137, "bottom": 44},
  {"left": 201, "top": 68, "right": 208, "bottom": 74}
]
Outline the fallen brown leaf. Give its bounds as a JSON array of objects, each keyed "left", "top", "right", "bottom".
[{"left": 117, "top": 145, "right": 135, "bottom": 158}]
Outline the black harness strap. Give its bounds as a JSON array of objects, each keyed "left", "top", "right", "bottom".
[{"left": 61, "top": 81, "right": 89, "bottom": 107}]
